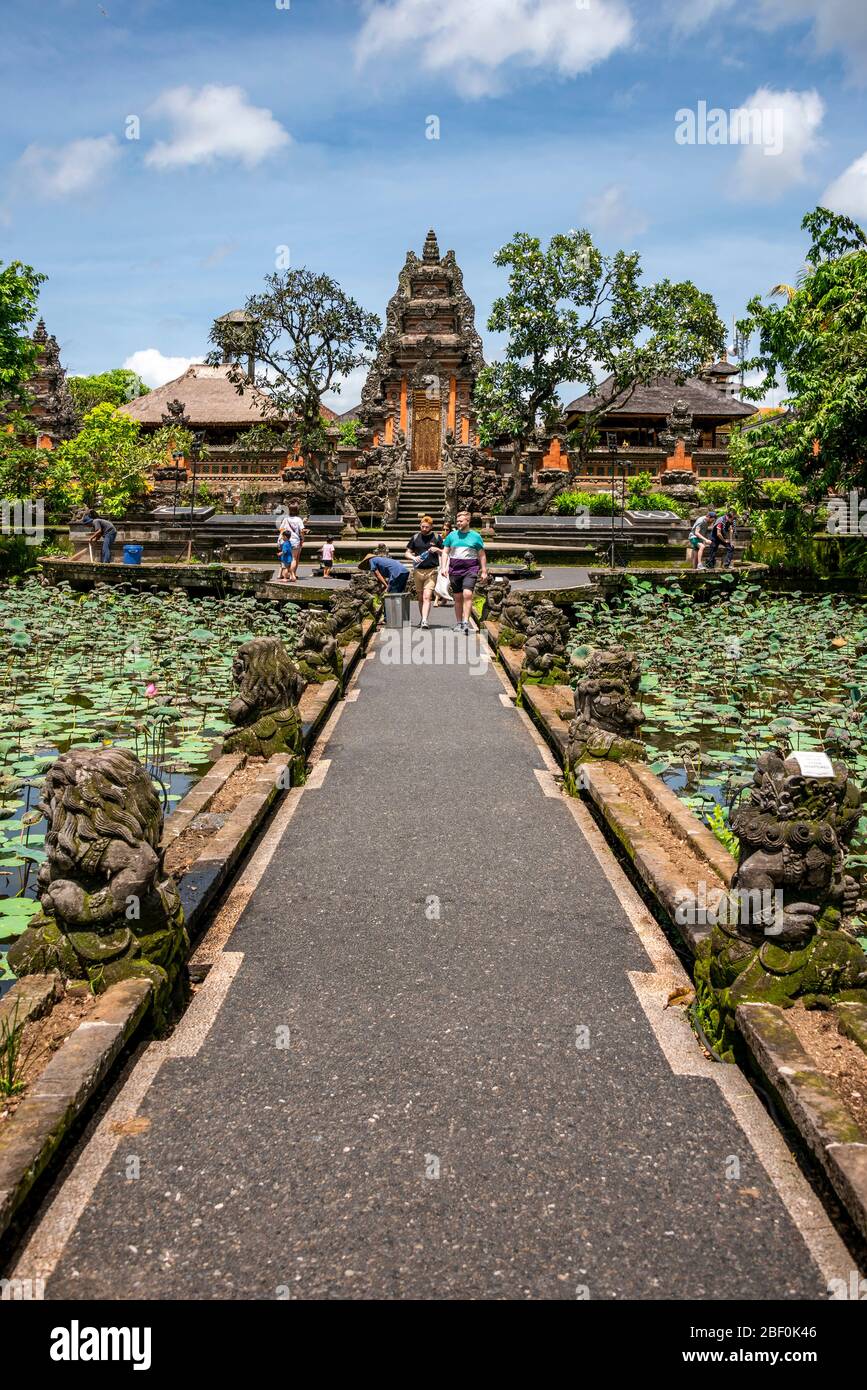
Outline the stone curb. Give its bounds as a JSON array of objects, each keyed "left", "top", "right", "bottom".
[
  {"left": 179, "top": 752, "right": 289, "bottom": 935},
  {"left": 0, "top": 976, "right": 153, "bottom": 1242},
  {"left": 0, "top": 973, "right": 62, "bottom": 1035},
  {"left": 161, "top": 753, "right": 244, "bottom": 849},
  {"left": 578, "top": 762, "right": 710, "bottom": 955},
  {"left": 736, "top": 1002, "right": 867, "bottom": 1244},
  {"left": 625, "top": 761, "right": 738, "bottom": 886},
  {"left": 836, "top": 1000, "right": 867, "bottom": 1057}
]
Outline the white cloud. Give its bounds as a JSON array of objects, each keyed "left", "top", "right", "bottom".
[
  {"left": 729, "top": 88, "right": 823, "bottom": 201},
  {"left": 123, "top": 349, "right": 197, "bottom": 389},
  {"left": 582, "top": 183, "right": 649, "bottom": 242},
  {"left": 758, "top": 0, "right": 867, "bottom": 74},
  {"left": 823, "top": 152, "right": 867, "bottom": 220},
  {"left": 16, "top": 135, "right": 120, "bottom": 199},
  {"left": 666, "top": 0, "right": 734, "bottom": 34},
  {"left": 356, "top": 0, "right": 633, "bottom": 97},
  {"left": 145, "top": 85, "right": 290, "bottom": 171},
  {"left": 322, "top": 366, "right": 369, "bottom": 413}
]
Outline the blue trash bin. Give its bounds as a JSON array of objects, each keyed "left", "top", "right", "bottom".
[{"left": 122, "top": 544, "right": 143, "bottom": 566}]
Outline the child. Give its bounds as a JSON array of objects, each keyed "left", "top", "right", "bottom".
[
  {"left": 278, "top": 533, "right": 295, "bottom": 583},
  {"left": 320, "top": 537, "right": 335, "bottom": 577}
]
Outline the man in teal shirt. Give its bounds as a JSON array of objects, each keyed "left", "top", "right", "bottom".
[{"left": 441, "top": 509, "right": 487, "bottom": 631}]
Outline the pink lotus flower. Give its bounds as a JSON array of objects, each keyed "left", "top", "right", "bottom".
[{"left": 145, "top": 682, "right": 158, "bottom": 698}]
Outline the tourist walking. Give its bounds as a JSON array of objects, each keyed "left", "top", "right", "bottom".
[
  {"left": 687, "top": 509, "right": 716, "bottom": 571},
  {"left": 404, "top": 515, "right": 443, "bottom": 628},
  {"left": 361, "top": 550, "right": 409, "bottom": 594},
  {"left": 275, "top": 502, "right": 306, "bottom": 583},
  {"left": 82, "top": 510, "right": 117, "bottom": 564},
  {"left": 441, "top": 509, "right": 487, "bottom": 631},
  {"left": 706, "top": 510, "right": 736, "bottom": 570}
]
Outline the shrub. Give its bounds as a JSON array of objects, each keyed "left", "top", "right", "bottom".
[
  {"left": 626, "top": 471, "right": 689, "bottom": 517},
  {"left": 697, "top": 480, "right": 735, "bottom": 511},
  {"left": 553, "top": 489, "right": 615, "bottom": 516}
]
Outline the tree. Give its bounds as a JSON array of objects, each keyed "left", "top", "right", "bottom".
[
  {"left": 0, "top": 429, "right": 75, "bottom": 520},
  {"left": 0, "top": 261, "right": 47, "bottom": 410},
  {"left": 734, "top": 206, "right": 867, "bottom": 496},
  {"left": 474, "top": 231, "right": 725, "bottom": 506},
  {"left": 209, "top": 269, "right": 380, "bottom": 494},
  {"left": 68, "top": 369, "right": 149, "bottom": 415},
  {"left": 54, "top": 403, "right": 150, "bottom": 513}
]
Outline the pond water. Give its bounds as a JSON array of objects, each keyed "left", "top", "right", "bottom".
[
  {"left": 0, "top": 579, "right": 300, "bottom": 984},
  {"left": 569, "top": 577, "right": 867, "bottom": 912}
]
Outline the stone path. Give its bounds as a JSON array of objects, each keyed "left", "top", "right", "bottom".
[{"left": 9, "top": 607, "right": 851, "bottom": 1299}]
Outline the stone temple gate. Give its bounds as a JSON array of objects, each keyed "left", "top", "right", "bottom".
[{"left": 358, "top": 229, "right": 485, "bottom": 470}]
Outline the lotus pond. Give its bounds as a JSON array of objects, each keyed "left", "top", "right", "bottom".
[
  {"left": 569, "top": 578, "right": 867, "bottom": 921},
  {"left": 0, "top": 579, "right": 300, "bottom": 980}
]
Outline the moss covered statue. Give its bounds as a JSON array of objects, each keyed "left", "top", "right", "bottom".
[
  {"left": 695, "top": 749, "right": 867, "bottom": 1060},
  {"left": 224, "top": 636, "right": 304, "bottom": 760},
  {"left": 566, "top": 646, "right": 645, "bottom": 765},
  {"left": 9, "top": 748, "right": 188, "bottom": 1016}
]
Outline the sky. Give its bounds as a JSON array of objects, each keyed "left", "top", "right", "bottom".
[{"left": 1, "top": 0, "right": 866, "bottom": 410}]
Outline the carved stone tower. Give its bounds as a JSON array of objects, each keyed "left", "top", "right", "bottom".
[{"left": 359, "top": 231, "right": 484, "bottom": 471}]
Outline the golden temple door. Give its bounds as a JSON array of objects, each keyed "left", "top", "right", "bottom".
[{"left": 411, "top": 392, "right": 442, "bottom": 471}]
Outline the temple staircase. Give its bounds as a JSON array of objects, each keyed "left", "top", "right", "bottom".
[{"left": 381, "top": 472, "right": 447, "bottom": 537}]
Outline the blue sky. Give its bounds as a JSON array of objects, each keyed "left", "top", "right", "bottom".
[{"left": 1, "top": 0, "right": 866, "bottom": 408}]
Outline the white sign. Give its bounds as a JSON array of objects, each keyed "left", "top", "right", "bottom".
[{"left": 785, "top": 751, "right": 835, "bottom": 779}]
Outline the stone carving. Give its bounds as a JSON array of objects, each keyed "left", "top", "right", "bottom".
[
  {"left": 566, "top": 647, "right": 645, "bottom": 765},
  {"left": 659, "top": 399, "right": 700, "bottom": 454},
  {"left": 498, "top": 590, "right": 539, "bottom": 650},
  {"left": 522, "top": 600, "right": 571, "bottom": 684},
  {"left": 160, "top": 398, "right": 191, "bottom": 431},
  {"left": 694, "top": 750, "right": 867, "bottom": 1059},
  {"left": 8, "top": 749, "right": 188, "bottom": 1016},
  {"left": 442, "top": 438, "right": 509, "bottom": 526},
  {"left": 224, "top": 637, "right": 304, "bottom": 760},
  {"left": 295, "top": 607, "right": 341, "bottom": 686},
  {"left": 480, "top": 576, "right": 511, "bottom": 621},
  {"left": 329, "top": 577, "right": 375, "bottom": 646}
]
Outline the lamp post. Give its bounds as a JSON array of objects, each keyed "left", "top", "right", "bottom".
[
  {"left": 171, "top": 450, "right": 183, "bottom": 516},
  {"left": 607, "top": 439, "right": 627, "bottom": 568},
  {"left": 186, "top": 430, "right": 206, "bottom": 562}
]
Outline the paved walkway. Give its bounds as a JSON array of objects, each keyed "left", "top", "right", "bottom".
[{"left": 10, "top": 608, "right": 850, "bottom": 1299}]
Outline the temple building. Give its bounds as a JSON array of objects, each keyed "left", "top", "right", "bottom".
[
  {"left": 350, "top": 229, "right": 485, "bottom": 469},
  {"left": 563, "top": 371, "right": 754, "bottom": 478},
  {"left": 8, "top": 319, "right": 78, "bottom": 447}
]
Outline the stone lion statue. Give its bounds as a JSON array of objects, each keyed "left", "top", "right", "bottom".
[
  {"left": 566, "top": 646, "right": 645, "bottom": 765},
  {"left": 8, "top": 748, "right": 188, "bottom": 1016},
  {"left": 224, "top": 636, "right": 304, "bottom": 760},
  {"left": 695, "top": 749, "right": 867, "bottom": 1059},
  {"left": 522, "top": 599, "right": 571, "bottom": 684},
  {"left": 295, "top": 608, "right": 341, "bottom": 686}
]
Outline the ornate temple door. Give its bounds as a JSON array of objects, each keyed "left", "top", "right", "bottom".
[{"left": 411, "top": 392, "right": 442, "bottom": 471}]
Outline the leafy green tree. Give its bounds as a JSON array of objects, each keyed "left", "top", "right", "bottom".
[
  {"left": 734, "top": 207, "right": 867, "bottom": 495},
  {"left": 54, "top": 403, "right": 150, "bottom": 513},
  {"left": 68, "top": 369, "right": 149, "bottom": 415},
  {"left": 0, "top": 426, "right": 75, "bottom": 519},
  {"left": 0, "top": 261, "right": 47, "bottom": 410},
  {"left": 474, "top": 231, "right": 725, "bottom": 506},
  {"left": 209, "top": 269, "right": 380, "bottom": 490}
]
